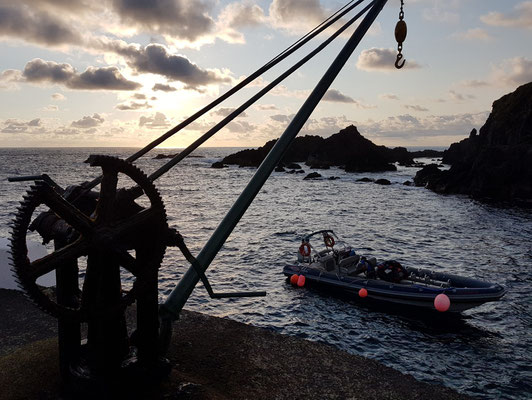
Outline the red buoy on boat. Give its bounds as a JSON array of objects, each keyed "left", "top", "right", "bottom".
[
  {"left": 359, "top": 288, "right": 368, "bottom": 298},
  {"left": 434, "top": 293, "right": 450, "bottom": 312},
  {"left": 290, "top": 274, "right": 299, "bottom": 285},
  {"left": 297, "top": 274, "right": 306, "bottom": 287}
]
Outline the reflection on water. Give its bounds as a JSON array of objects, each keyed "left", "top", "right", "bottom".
[{"left": 1, "top": 147, "right": 531, "bottom": 399}]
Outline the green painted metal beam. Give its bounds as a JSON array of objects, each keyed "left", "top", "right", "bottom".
[{"left": 161, "top": 0, "right": 389, "bottom": 320}]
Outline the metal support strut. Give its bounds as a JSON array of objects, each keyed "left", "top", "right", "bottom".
[{"left": 160, "top": 0, "right": 389, "bottom": 321}]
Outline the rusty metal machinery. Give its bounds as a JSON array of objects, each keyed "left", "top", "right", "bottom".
[{"left": 10, "top": 155, "right": 171, "bottom": 385}]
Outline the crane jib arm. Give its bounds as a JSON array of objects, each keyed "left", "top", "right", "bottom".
[{"left": 160, "top": 0, "right": 389, "bottom": 321}]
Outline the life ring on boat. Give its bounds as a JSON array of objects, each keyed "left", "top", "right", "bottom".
[
  {"left": 324, "top": 235, "right": 335, "bottom": 247},
  {"left": 299, "top": 242, "right": 312, "bottom": 257}
]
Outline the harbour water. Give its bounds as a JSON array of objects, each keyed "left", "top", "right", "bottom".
[{"left": 0, "top": 147, "right": 531, "bottom": 399}]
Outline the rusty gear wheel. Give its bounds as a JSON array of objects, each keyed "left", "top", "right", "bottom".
[{"left": 9, "top": 155, "right": 168, "bottom": 320}]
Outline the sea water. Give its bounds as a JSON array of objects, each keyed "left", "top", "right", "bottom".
[{"left": 0, "top": 147, "right": 530, "bottom": 399}]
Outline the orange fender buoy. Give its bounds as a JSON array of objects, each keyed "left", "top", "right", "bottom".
[
  {"left": 297, "top": 275, "right": 306, "bottom": 287},
  {"left": 290, "top": 274, "right": 299, "bottom": 285},
  {"left": 358, "top": 288, "right": 368, "bottom": 298}
]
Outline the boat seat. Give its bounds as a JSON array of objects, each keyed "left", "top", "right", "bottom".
[{"left": 338, "top": 255, "right": 359, "bottom": 268}]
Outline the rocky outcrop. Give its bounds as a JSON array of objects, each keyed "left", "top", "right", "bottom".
[
  {"left": 211, "top": 161, "right": 227, "bottom": 169},
  {"left": 414, "top": 164, "right": 443, "bottom": 187},
  {"left": 423, "top": 82, "right": 532, "bottom": 204},
  {"left": 221, "top": 125, "right": 414, "bottom": 173},
  {"left": 410, "top": 149, "right": 444, "bottom": 158},
  {"left": 304, "top": 172, "right": 322, "bottom": 180}
]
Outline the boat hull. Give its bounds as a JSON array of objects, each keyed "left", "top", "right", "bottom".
[{"left": 283, "top": 264, "right": 506, "bottom": 313}]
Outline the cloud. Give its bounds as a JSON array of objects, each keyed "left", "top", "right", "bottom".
[
  {"left": 51, "top": 92, "right": 66, "bottom": 100},
  {"left": 43, "top": 104, "right": 59, "bottom": 111},
  {"left": 226, "top": 120, "right": 256, "bottom": 133},
  {"left": 110, "top": 0, "right": 215, "bottom": 42},
  {"left": 323, "top": 89, "right": 355, "bottom": 103},
  {"left": 131, "top": 93, "right": 146, "bottom": 100},
  {"left": 322, "top": 89, "right": 375, "bottom": 109},
  {"left": 0, "top": 69, "right": 22, "bottom": 89},
  {"left": 404, "top": 105, "right": 429, "bottom": 112},
  {"left": 270, "top": 114, "right": 291, "bottom": 123},
  {"left": 260, "top": 111, "right": 490, "bottom": 143},
  {"left": 268, "top": 0, "right": 325, "bottom": 33},
  {"left": 449, "top": 90, "right": 475, "bottom": 101},
  {"left": 139, "top": 112, "right": 170, "bottom": 128},
  {"left": 356, "top": 112, "right": 489, "bottom": 139},
  {"left": 18, "top": 58, "right": 141, "bottom": 90},
  {"left": 22, "top": 59, "right": 76, "bottom": 83},
  {"left": 54, "top": 126, "right": 83, "bottom": 136},
  {"left": 379, "top": 93, "right": 399, "bottom": 100},
  {"left": 270, "top": 84, "right": 309, "bottom": 99},
  {"left": 119, "top": 44, "right": 231, "bottom": 88},
  {"left": 0, "top": 4, "right": 82, "bottom": 46},
  {"left": 116, "top": 101, "right": 152, "bottom": 110},
  {"left": 460, "top": 80, "right": 489, "bottom": 88},
  {"left": 356, "top": 48, "right": 421, "bottom": 71},
  {"left": 491, "top": 57, "right": 532, "bottom": 87},
  {"left": 214, "top": 1, "right": 266, "bottom": 44},
  {"left": 481, "top": 1, "right": 532, "bottom": 29},
  {"left": 255, "top": 104, "right": 279, "bottom": 111},
  {"left": 219, "top": 1, "right": 265, "bottom": 28},
  {"left": 423, "top": 5, "right": 460, "bottom": 24},
  {"left": 451, "top": 28, "right": 492, "bottom": 41},
  {"left": 152, "top": 83, "right": 176, "bottom": 92},
  {"left": 1, "top": 118, "right": 41, "bottom": 133},
  {"left": 71, "top": 113, "right": 104, "bottom": 128},
  {"left": 212, "top": 108, "right": 248, "bottom": 118},
  {"left": 72, "top": 66, "right": 141, "bottom": 90}
]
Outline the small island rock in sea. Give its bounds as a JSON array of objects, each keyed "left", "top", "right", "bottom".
[
  {"left": 219, "top": 125, "right": 430, "bottom": 172},
  {"left": 415, "top": 81, "right": 532, "bottom": 206}
]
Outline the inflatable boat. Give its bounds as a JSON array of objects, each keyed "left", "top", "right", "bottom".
[{"left": 283, "top": 230, "right": 506, "bottom": 313}]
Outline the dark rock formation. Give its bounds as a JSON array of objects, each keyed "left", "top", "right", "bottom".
[
  {"left": 403, "top": 180, "right": 412, "bottom": 186},
  {"left": 211, "top": 161, "right": 227, "bottom": 169},
  {"left": 304, "top": 172, "right": 322, "bottom": 180},
  {"left": 154, "top": 153, "right": 177, "bottom": 159},
  {"left": 423, "top": 82, "right": 532, "bottom": 204},
  {"left": 357, "top": 177, "right": 374, "bottom": 182},
  {"left": 375, "top": 178, "right": 391, "bottom": 185},
  {"left": 410, "top": 149, "right": 444, "bottom": 158},
  {"left": 414, "top": 164, "right": 443, "bottom": 187},
  {"left": 441, "top": 129, "right": 479, "bottom": 165},
  {"left": 286, "top": 162, "right": 302, "bottom": 170},
  {"left": 275, "top": 166, "right": 285, "bottom": 172},
  {"left": 221, "top": 125, "right": 414, "bottom": 173},
  {"left": 328, "top": 176, "right": 340, "bottom": 180}
]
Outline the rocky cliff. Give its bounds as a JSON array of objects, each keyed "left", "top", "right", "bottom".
[{"left": 416, "top": 82, "right": 532, "bottom": 204}]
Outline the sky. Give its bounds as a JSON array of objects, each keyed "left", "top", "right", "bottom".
[{"left": 0, "top": 0, "right": 531, "bottom": 149}]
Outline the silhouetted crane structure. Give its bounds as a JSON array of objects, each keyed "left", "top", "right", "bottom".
[{"left": 8, "top": 0, "right": 400, "bottom": 394}]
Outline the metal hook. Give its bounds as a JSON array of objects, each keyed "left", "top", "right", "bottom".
[{"left": 395, "top": 53, "right": 405, "bottom": 69}]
